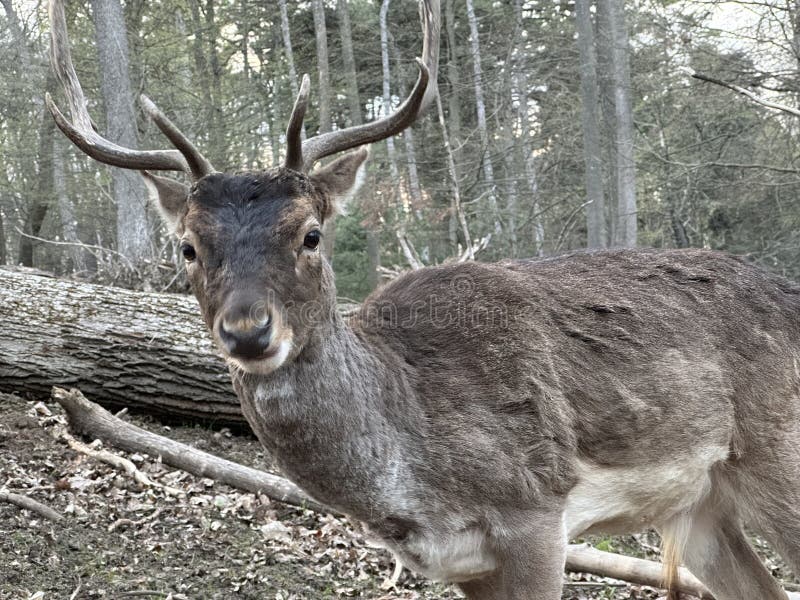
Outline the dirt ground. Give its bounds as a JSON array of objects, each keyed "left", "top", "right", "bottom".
[{"left": 0, "top": 391, "right": 795, "bottom": 600}]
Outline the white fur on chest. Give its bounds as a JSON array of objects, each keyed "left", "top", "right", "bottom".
[
  {"left": 374, "top": 524, "right": 496, "bottom": 583},
  {"left": 564, "top": 446, "right": 728, "bottom": 538}
]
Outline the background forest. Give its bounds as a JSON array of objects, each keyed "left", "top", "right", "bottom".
[{"left": 2, "top": 0, "right": 800, "bottom": 301}]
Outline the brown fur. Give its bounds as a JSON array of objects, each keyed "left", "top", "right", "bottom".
[{"left": 154, "top": 160, "right": 800, "bottom": 599}]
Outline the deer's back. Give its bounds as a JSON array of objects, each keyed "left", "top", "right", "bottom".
[{"left": 353, "top": 248, "right": 800, "bottom": 508}]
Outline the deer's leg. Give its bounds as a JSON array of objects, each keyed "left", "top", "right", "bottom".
[
  {"left": 667, "top": 501, "right": 787, "bottom": 600},
  {"left": 735, "top": 441, "right": 800, "bottom": 576},
  {"left": 457, "top": 511, "right": 566, "bottom": 600}
]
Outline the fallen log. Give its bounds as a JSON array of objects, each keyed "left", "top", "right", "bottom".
[
  {"left": 54, "top": 386, "right": 800, "bottom": 600},
  {"left": 0, "top": 268, "right": 244, "bottom": 424}
]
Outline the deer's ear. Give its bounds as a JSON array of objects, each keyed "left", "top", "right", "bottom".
[
  {"left": 142, "top": 171, "right": 189, "bottom": 232},
  {"left": 308, "top": 147, "right": 369, "bottom": 221}
]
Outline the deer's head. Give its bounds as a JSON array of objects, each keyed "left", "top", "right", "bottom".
[{"left": 47, "top": 0, "right": 439, "bottom": 374}]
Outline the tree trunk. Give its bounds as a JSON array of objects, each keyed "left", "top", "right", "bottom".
[
  {"left": 435, "top": 89, "right": 473, "bottom": 260},
  {"left": 0, "top": 0, "right": 32, "bottom": 68},
  {"left": 278, "top": 0, "right": 301, "bottom": 98},
  {"left": 380, "top": 0, "right": 414, "bottom": 266},
  {"left": 444, "top": 0, "right": 462, "bottom": 251},
  {"left": 391, "top": 37, "right": 423, "bottom": 212},
  {"left": 204, "top": 0, "right": 226, "bottom": 168},
  {"left": 312, "top": 0, "right": 332, "bottom": 135},
  {"left": 338, "top": 0, "right": 361, "bottom": 128},
  {"left": 512, "top": 0, "right": 545, "bottom": 255},
  {"left": 0, "top": 268, "right": 243, "bottom": 424},
  {"left": 594, "top": 0, "right": 618, "bottom": 242},
  {"left": 0, "top": 205, "right": 6, "bottom": 266},
  {"left": 337, "top": 0, "right": 380, "bottom": 290},
  {"left": 19, "top": 84, "right": 56, "bottom": 268},
  {"left": 599, "top": 0, "right": 637, "bottom": 247},
  {"left": 90, "top": 0, "right": 151, "bottom": 263},
  {"left": 380, "top": 0, "right": 400, "bottom": 185},
  {"left": 575, "top": 0, "right": 607, "bottom": 249},
  {"left": 312, "top": 0, "right": 335, "bottom": 258},
  {"left": 4, "top": 0, "right": 51, "bottom": 268},
  {"left": 465, "top": 0, "right": 502, "bottom": 234},
  {"left": 53, "top": 139, "right": 89, "bottom": 274}
]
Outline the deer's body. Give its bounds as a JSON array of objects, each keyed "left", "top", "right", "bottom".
[
  {"left": 233, "top": 248, "right": 800, "bottom": 593},
  {"left": 48, "top": 0, "right": 800, "bottom": 595}
]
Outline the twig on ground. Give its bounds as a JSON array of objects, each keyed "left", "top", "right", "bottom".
[
  {"left": 380, "top": 559, "right": 404, "bottom": 590},
  {"left": 0, "top": 490, "right": 63, "bottom": 522},
  {"left": 69, "top": 582, "right": 82, "bottom": 600},
  {"left": 54, "top": 424, "right": 183, "bottom": 496},
  {"left": 108, "top": 507, "right": 164, "bottom": 533}
]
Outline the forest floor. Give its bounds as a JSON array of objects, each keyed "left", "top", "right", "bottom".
[{"left": 0, "top": 391, "right": 796, "bottom": 600}]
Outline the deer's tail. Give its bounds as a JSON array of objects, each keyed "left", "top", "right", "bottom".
[{"left": 660, "top": 513, "right": 692, "bottom": 600}]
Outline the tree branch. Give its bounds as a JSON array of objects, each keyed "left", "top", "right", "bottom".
[
  {"left": 0, "top": 491, "right": 63, "bottom": 522},
  {"left": 691, "top": 71, "right": 800, "bottom": 119},
  {"left": 51, "top": 387, "right": 329, "bottom": 514}
]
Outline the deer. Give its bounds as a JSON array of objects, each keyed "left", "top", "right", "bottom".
[{"left": 46, "top": 0, "right": 800, "bottom": 598}]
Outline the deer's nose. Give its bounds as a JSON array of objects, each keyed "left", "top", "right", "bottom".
[{"left": 217, "top": 306, "right": 273, "bottom": 360}]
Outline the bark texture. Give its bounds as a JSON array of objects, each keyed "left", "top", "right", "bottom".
[
  {"left": 89, "top": 0, "right": 151, "bottom": 262},
  {"left": 599, "top": 0, "right": 637, "bottom": 247},
  {"left": 0, "top": 268, "right": 243, "bottom": 424},
  {"left": 575, "top": 0, "right": 607, "bottom": 249},
  {"left": 312, "top": 0, "right": 332, "bottom": 135}
]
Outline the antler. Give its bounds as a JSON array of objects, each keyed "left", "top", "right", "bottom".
[
  {"left": 285, "top": 0, "right": 441, "bottom": 172},
  {"left": 46, "top": 0, "right": 213, "bottom": 179}
]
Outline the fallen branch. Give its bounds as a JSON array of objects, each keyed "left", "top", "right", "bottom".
[
  {"left": 51, "top": 387, "right": 329, "bottom": 514},
  {"left": 566, "top": 543, "right": 712, "bottom": 599},
  {"left": 0, "top": 490, "right": 63, "bottom": 522},
  {"left": 56, "top": 426, "right": 182, "bottom": 496},
  {"left": 51, "top": 386, "right": 800, "bottom": 599}
]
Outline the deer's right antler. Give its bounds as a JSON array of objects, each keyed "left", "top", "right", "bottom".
[{"left": 46, "top": 0, "right": 214, "bottom": 179}]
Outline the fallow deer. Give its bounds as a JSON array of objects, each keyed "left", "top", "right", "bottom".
[{"left": 48, "top": 1, "right": 800, "bottom": 598}]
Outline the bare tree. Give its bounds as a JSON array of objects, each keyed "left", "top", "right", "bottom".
[
  {"left": 391, "top": 36, "right": 423, "bottom": 209},
  {"left": 20, "top": 81, "right": 56, "bottom": 267},
  {"left": 337, "top": 0, "right": 380, "bottom": 289},
  {"left": 599, "top": 0, "right": 637, "bottom": 247},
  {"left": 53, "top": 138, "right": 88, "bottom": 273},
  {"left": 575, "top": 0, "right": 607, "bottom": 249},
  {"left": 89, "top": 0, "right": 151, "bottom": 261},
  {"left": 444, "top": 0, "right": 463, "bottom": 249},
  {"left": 465, "top": 0, "right": 501, "bottom": 234},
  {"left": 276, "top": 0, "right": 300, "bottom": 101},
  {"left": 312, "top": 0, "right": 332, "bottom": 135},
  {"left": 595, "top": 0, "right": 617, "bottom": 239},
  {"left": 379, "top": 0, "right": 402, "bottom": 189},
  {"left": 512, "top": 0, "right": 544, "bottom": 255},
  {"left": 2, "top": 0, "right": 52, "bottom": 267}
]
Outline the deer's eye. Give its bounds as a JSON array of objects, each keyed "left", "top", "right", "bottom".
[
  {"left": 181, "top": 243, "right": 197, "bottom": 262},
  {"left": 303, "top": 230, "right": 321, "bottom": 250}
]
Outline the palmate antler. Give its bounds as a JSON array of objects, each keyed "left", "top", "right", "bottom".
[{"left": 47, "top": 0, "right": 439, "bottom": 177}]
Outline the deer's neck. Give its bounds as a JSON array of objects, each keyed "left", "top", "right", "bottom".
[{"left": 231, "top": 312, "right": 417, "bottom": 518}]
